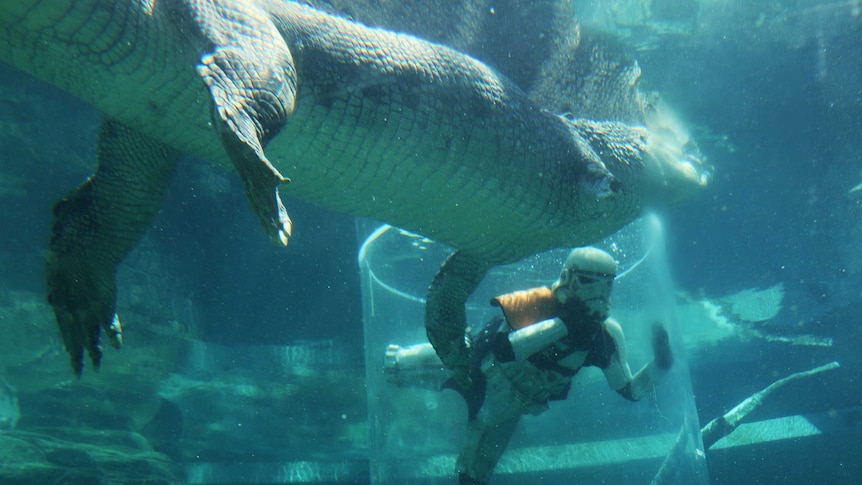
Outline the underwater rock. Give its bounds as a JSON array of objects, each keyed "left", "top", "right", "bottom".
[
  {"left": 0, "top": 290, "right": 71, "bottom": 392},
  {"left": 717, "top": 283, "right": 784, "bottom": 323},
  {"left": 156, "top": 340, "right": 368, "bottom": 464},
  {"left": 0, "top": 288, "right": 187, "bottom": 395},
  {"left": 671, "top": 284, "right": 833, "bottom": 355},
  {"left": 140, "top": 398, "right": 185, "bottom": 461},
  {"left": 0, "top": 427, "right": 183, "bottom": 484},
  {"left": 0, "top": 172, "right": 26, "bottom": 198},
  {"left": 0, "top": 376, "right": 20, "bottom": 431}
]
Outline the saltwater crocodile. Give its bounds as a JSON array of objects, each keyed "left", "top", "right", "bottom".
[{"left": 0, "top": 0, "right": 709, "bottom": 378}]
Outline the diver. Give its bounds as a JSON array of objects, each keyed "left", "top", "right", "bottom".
[{"left": 384, "top": 247, "right": 674, "bottom": 484}]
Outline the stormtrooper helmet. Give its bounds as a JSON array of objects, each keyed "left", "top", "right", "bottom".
[{"left": 551, "top": 247, "right": 617, "bottom": 319}]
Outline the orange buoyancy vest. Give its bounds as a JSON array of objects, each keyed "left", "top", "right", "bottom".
[{"left": 490, "top": 287, "right": 559, "bottom": 330}]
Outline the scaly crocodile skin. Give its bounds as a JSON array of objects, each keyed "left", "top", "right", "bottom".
[{"left": 0, "top": 1, "right": 709, "bottom": 376}]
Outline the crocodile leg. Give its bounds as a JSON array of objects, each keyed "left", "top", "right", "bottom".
[
  {"left": 47, "top": 117, "right": 180, "bottom": 376},
  {"left": 192, "top": 0, "right": 297, "bottom": 247},
  {"left": 425, "top": 251, "right": 492, "bottom": 387}
]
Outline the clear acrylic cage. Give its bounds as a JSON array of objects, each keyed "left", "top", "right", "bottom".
[{"left": 358, "top": 214, "right": 709, "bottom": 483}]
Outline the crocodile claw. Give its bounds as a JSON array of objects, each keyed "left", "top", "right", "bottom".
[
  {"left": 199, "top": 50, "right": 295, "bottom": 246},
  {"left": 46, "top": 255, "right": 121, "bottom": 376},
  {"left": 238, "top": 167, "right": 293, "bottom": 247}
]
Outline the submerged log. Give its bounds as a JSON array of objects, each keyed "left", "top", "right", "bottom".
[{"left": 650, "top": 360, "right": 840, "bottom": 485}]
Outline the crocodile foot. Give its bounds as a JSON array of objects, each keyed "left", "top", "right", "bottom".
[
  {"left": 198, "top": 46, "right": 295, "bottom": 247},
  {"left": 46, "top": 253, "right": 122, "bottom": 377},
  {"left": 193, "top": 1, "right": 298, "bottom": 246},
  {"left": 46, "top": 180, "right": 125, "bottom": 376}
]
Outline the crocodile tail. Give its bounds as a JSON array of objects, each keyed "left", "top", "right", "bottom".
[{"left": 425, "top": 251, "right": 492, "bottom": 387}]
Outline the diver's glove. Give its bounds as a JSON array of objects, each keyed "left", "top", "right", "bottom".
[
  {"left": 652, "top": 323, "right": 673, "bottom": 370},
  {"left": 620, "top": 323, "right": 674, "bottom": 402},
  {"left": 491, "top": 332, "right": 516, "bottom": 362}
]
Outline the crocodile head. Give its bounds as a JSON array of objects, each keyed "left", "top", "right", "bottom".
[
  {"left": 556, "top": 106, "right": 710, "bottom": 238},
  {"left": 561, "top": 112, "right": 709, "bottom": 207},
  {"left": 640, "top": 101, "right": 712, "bottom": 207}
]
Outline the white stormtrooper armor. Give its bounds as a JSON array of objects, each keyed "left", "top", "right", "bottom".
[
  {"left": 551, "top": 246, "right": 617, "bottom": 314},
  {"left": 383, "top": 247, "right": 673, "bottom": 485}
]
